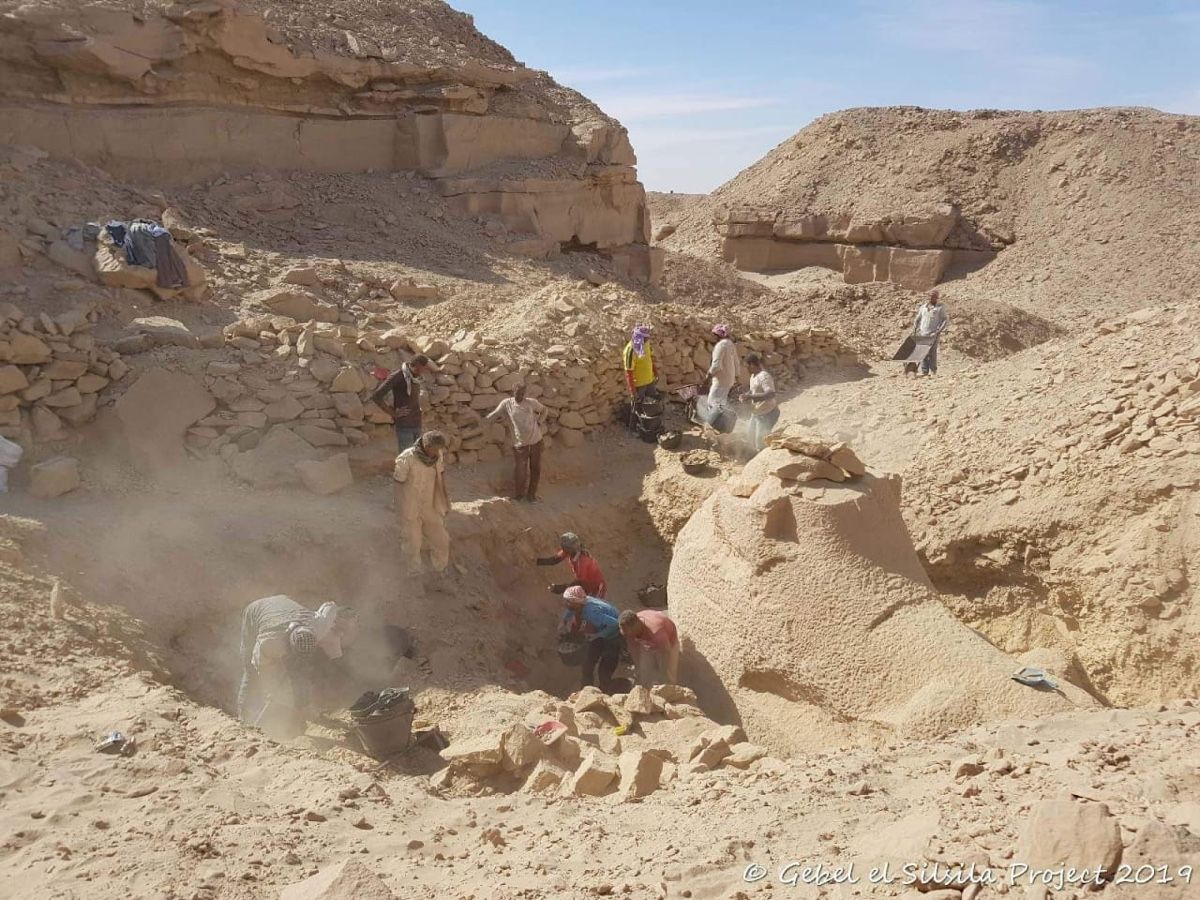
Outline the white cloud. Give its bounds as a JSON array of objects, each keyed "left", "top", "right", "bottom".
[{"left": 865, "top": 0, "right": 1043, "bottom": 52}]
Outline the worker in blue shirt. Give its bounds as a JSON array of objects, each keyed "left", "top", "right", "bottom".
[{"left": 560, "top": 585, "right": 621, "bottom": 692}]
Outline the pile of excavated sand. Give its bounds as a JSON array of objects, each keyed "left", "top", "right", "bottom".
[{"left": 669, "top": 432, "right": 1092, "bottom": 754}]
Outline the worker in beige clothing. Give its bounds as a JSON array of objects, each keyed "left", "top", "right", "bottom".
[
  {"left": 393, "top": 430, "right": 451, "bottom": 572},
  {"left": 485, "top": 382, "right": 547, "bottom": 502}
]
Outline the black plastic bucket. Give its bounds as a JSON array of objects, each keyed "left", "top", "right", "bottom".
[{"left": 353, "top": 703, "right": 414, "bottom": 759}]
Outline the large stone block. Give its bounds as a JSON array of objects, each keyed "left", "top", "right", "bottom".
[
  {"left": 29, "top": 455, "right": 80, "bottom": 497},
  {"left": 294, "top": 453, "right": 353, "bottom": 495}
]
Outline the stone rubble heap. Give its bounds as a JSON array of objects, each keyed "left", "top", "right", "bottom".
[{"left": 434, "top": 683, "right": 775, "bottom": 801}]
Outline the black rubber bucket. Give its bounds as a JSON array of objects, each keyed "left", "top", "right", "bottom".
[
  {"left": 557, "top": 638, "right": 585, "bottom": 667},
  {"left": 351, "top": 691, "right": 415, "bottom": 760}
]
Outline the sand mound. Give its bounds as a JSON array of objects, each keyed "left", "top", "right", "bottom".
[
  {"left": 669, "top": 440, "right": 1092, "bottom": 754},
  {"left": 664, "top": 107, "right": 1200, "bottom": 326}
]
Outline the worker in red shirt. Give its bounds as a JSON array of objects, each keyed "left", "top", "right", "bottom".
[
  {"left": 619, "top": 609, "right": 680, "bottom": 686},
  {"left": 535, "top": 532, "right": 607, "bottom": 598}
]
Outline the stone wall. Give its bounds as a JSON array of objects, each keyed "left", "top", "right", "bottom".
[
  {"left": 170, "top": 312, "right": 862, "bottom": 481},
  {"left": 0, "top": 303, "right": 129, "bottom": 442}
]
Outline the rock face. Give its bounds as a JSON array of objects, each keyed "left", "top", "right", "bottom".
[
  {"left": 668, "top": 445, "right": 1092, "bottom": 754},
  {"left": 714, "top": 204, "right": 984, "bottom": 290},
  {"left": 0, "top": 2, "right": 652, "bottom": 273}
]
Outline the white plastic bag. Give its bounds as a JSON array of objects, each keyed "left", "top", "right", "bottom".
[{"left": 0, "top": 436, "right": 23, "bottom": 492}]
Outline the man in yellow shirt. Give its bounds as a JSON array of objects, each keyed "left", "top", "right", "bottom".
[{"left": 622, "top": 324, "right": 657, "bottom": 400}]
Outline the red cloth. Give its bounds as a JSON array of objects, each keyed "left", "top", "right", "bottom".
[
  {"left": 556, "top": 549, "right": 607, "bottom": 598},
  {"left": 631, "top": 610, "right": 677, "bottom": 651}
]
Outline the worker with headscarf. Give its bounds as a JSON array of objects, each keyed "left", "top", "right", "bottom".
[
  {"left": 706, "top": 323, "right": 738, "bottom": 425},
  {"left": 559, "top": 586, "right": 622, "bottom": 692},
  {"left": 622, "top": 324, "right": 658, "bottom": 401},
  {"left": 535, "top": 532, "right": 607, "bottom": 598},
  {"left": 393, "top": 429, "right": 451, "bottom": 572},
  {"left": 619, "top": 609, "right": 680, "bottom": 686},
  {"left": 237, "top": 595, "right": 323, "bottom": 732}
]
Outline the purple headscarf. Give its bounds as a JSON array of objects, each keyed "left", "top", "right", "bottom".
[
  {"left": 712, "top": 323, "right": 730, "bottom": 338},
  {"left": 631, "top": 324, "right": 652, "bottom": 358}
]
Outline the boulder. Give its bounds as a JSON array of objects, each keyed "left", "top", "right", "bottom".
[
  {"left": 500, "top": 724, "right": 544, "bottom": 772},
  {"left": 29, "top": 456, "right": 80, "bottom": 498},
  {"left": 616, "top": 750, "right": 663, "bottom": 801},
  {"left": 441, "top": 734, "right": 504, "bottom": 775},
  {"left": 43, "top": 359, "right": 88, "bottom": 380},
  {"left": 93, "top": 241, "right": 205, "bottom": 298},
  {"left": 43, "top": 387, "right": 82, "bottom": 409},
  {"left": 567, "top": 750, "right": 618, "bottom": 796},
  {"left": 115, "top": 369, "right": 216, "bottom": 473},
  {"left": 559, "top": 410, "right": 586, "bottom": 429},
  {"left": 230, "top": 427, "right": 321, "bottom": 488},
  {"left": 1016, "top": 799, "right": 1122, "bottom": 879},
  {"left": 624, "top": 685, "right": 656, "bottom": 715},
  {"left": 332, "top": 393, "right": 364, "bottom": 421},
  {"left": 75, "top": 373, "right": 109, "bottom": 394},
  {"left": 281, "top": 266, "right": 321, "bottom": 286},
  {"left": 294, "top": 424, "right": 349, "bottom": 448},
  {"left": 294, "top": 453, "right": 353, "bottom": 495},
  {"left": 31, "top": 405, "right": 65, "bottom": 441},
  {"left": 125, "top": 316, "right": 197, "bottom": 348},
  {"left": 248, "top": 288, "right": 339, "bottom": 323},
  {"left": 307, "top": 356, "right": 340, "bottom": 384},
  {"left": 723, "top": 743, "right": 768, "bottom": 769},
  {"left": 9, "top": 333, "right": 51, "bottom": 365},
  {"left": 668, "top": 450, "right": 1086, "bottom": 756},
  {"left": 264, "top": 395, "right": 305, "bottom": 422},
  {"left": 771, "top": 455, "right": 846, "bottom": 483},
  {"left": 828, "top": 443, "right": 867, "bottom": 476},
  {"left": 0, "top": 366, "right": 29, "bottom": 395},
  {"left": 389, "top": 279, "right": 440, "bottom": 302},
  {"left": 330, "top": 366, "right": 366, "bottom": 394},
  {"left": 651, "top": 684, "right": 698, "bottom": 706},
  {"left": 279, "top": 860, "right": 395, "bottom": 900},
  {"left": 523, "top": 760, "right": 570, "bottom": 795}
]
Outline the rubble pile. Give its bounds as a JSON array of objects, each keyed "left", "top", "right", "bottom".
[{"left": 434, "top": 684, "right": 776, "bottom": 801}]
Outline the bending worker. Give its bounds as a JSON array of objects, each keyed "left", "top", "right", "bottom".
[
  {"left": 237, "top": 595, "right": 334, "bottom": 734},
  {"left": 560, "top": 586, "right": 622, "bottom": 693},
  {"left": 393, "top": 429, "right": 451, "bottom": 573},
  {"left": 536, "top": 532, "right": 607, "bottom": 598},
  {"left": 622, "top": 324, "right": 657, "bottom": 401},
  {"left": 618, "top": 609, "right": 680, "bottom": 686},
  {"left": 706, "top": 324, "right": 737, "bottom": 425}
]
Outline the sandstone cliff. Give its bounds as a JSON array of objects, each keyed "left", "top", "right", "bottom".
[{"left": 0, "top": 0, "right": 651, "bottom": 271}]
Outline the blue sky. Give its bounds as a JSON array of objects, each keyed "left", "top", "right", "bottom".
[{"left": 454, "top": 0, "right": 1200, "bottom": 193}]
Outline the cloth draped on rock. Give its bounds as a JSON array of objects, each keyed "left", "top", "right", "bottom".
[{"left": 104, "top": 219, "right": 189, "bottom": 289}]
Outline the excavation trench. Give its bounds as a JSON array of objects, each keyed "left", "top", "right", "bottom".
[{"left": 19, "top": 440, "right": 676, "bottom": 732}]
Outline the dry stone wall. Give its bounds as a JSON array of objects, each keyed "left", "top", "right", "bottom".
[
  {"left": 155, "top": 310, "right": 863, "bottom": 479},
  {"left": 0, "top": 302, "right": 129, "bottom": 443}
]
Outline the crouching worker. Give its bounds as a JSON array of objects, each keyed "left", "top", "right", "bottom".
[
  {"left": 536, "top": 532, "right": 607, "bottom": 598},
  {"left": 237, "top": 595, "right": 322, "bottom": 736},
  {"left": 560, "top": 586, "right": 621, "bottom": 693},
  {"left": 394, "top": 430, "right": 451, "bottom": 573},
  {"left": 619, "top": 609, "right": 680, "bottom": 686}
]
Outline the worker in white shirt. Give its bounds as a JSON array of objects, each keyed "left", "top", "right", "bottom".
[
  {"left": 912, "top": 291, "right": 950, "bottom": 375},
  {"left": 744, "top": 353, "right": 779, "bottom": 452},
  {"left": 706, "top": 323, "right": 738, "bottom": 426},
  {"left": 485, "top": 381, "right": 547, "bottom": 502}
]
